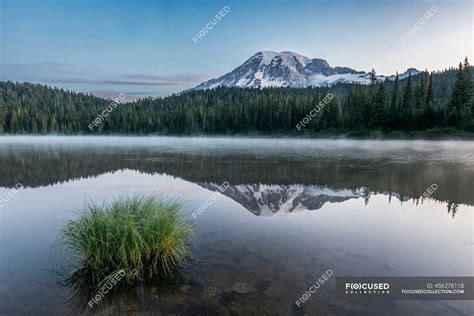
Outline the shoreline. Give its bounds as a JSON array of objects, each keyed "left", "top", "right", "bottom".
[{"left": 1, "top": 129, "right": 474, "bottom": 141}]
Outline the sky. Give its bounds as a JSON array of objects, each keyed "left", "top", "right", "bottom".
[{"left": 0, "top": 0, "right": 472, "bottom": 99}]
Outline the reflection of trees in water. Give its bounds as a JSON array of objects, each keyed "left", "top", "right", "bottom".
[
  {"left": 65, "top": 271, "right": 185, "bottom": 315},
  {"left": 447, "top": 202, "right": 459, "bottom": 218},
  {"left": 0, "top": 146, "right": 470, "bottom": 212},
  {"left": 51, "top": 256, "right": 187, "bottom": 315}
]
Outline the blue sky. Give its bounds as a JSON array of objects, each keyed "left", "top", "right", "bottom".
[{"left": 0, "top": 0, "right": 472, "bottom": 99}]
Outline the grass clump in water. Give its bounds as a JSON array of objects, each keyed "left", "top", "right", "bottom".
[{"left": 62, "top": 194, "right": 194, "bottom": 287}]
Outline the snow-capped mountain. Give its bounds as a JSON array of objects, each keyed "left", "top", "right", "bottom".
[
  {"left": 194, "top": 51, "right": 419, "bottom": 89},
  {"left": 198, "top": 182, "right": 366, "bottom": 216}
]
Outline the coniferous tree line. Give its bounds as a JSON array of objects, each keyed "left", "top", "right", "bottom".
[{"left": 0, "top": 59, "right": 472, "bottom": 135}]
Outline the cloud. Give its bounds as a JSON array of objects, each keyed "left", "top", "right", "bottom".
[
  {"left": 41, "top": 73, "right": 210, "bottom": 87},
  {"left": 0, "top": 62, "right": 68, "bottom": 71},
  {"left": 91, "top": 90, "right": 159, "bottom": 100},
  {"left": 0, "top": 62, "right": 213, "bottom": 94},
  {"left": 123, "top": 73, "right": 209, "bottom": 82},
  {"left": 43, "top": 78, "right": 190, "bottom": 87}
]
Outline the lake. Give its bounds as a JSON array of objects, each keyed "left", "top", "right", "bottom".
[{"left": 0, "top": 136, "right": 473, "bottom": 315}]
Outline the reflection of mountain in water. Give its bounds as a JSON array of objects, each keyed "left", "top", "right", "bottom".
[
  {"left": 0, "top": 143, "right": 472, "bottom": 218},
  {"left": 199, "top": 183, "right": 364, "bottom": 216}
]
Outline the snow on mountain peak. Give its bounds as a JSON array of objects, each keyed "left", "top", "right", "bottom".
[
  {"left": 198, "top": 182, "right": 366, "bottom": 216},
  {"left": 194, "top": 51, "right": 420, "bottom": 90},
  {"left": 255, "top": 51, "right": 278, "bottom": 66},
  {"left": 251, "top": 51, "right": 311, "bottom": 67}
]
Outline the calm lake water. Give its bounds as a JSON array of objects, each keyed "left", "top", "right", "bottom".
[{"left": 0, "top": 136, "right": 473, "bottom": 315}]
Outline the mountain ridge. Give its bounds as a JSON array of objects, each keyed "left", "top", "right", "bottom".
[{"left": 195, "top": 51, "right": 419, "bottom": 89}]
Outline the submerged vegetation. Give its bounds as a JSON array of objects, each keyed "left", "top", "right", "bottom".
[{"left": 61, "top": 194, "right": 194, "bottom": 288}]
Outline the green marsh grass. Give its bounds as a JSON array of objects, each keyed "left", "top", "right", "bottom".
[{"left": 61, "top": 194, "right": 194, "bottom": 288}]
